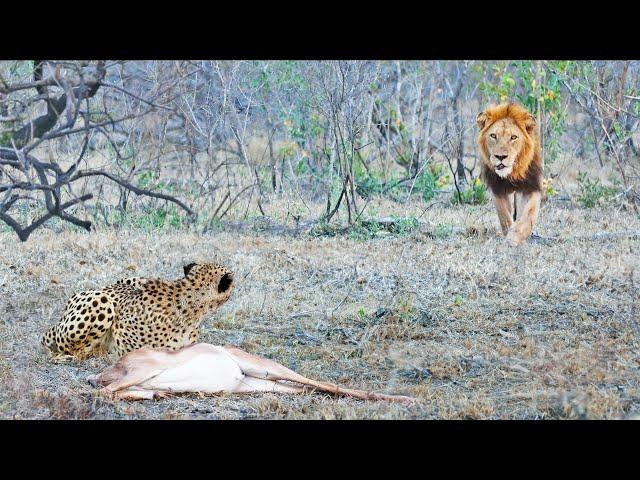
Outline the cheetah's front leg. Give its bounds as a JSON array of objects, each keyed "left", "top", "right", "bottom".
[{"left": 49, "top": 354, "right": 78, "bottom": 364}]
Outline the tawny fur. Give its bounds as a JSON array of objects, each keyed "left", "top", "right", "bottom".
[
  {"left": 87, "top": 343, "right": 415, "bottom": 403},
  {"left": 476, "top": 102, "right": 543, "bottom": 246},
  {"left": 41, "top": 263, "right": 234, "bottom": 362}
]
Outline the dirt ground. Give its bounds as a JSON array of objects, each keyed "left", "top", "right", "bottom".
[{"left": 1, "top": 198, "right": 639, "bottom": 419}]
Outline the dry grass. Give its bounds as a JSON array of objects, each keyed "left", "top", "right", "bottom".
[{"left": 0, "top": 197, "right": 639, "bottom": 419}]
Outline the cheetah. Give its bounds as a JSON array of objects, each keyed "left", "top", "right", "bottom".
[{"left": 41, "top": 263, "right": 234, "bottom": 363}]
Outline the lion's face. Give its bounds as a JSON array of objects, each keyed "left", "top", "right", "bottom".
[
  {"left": 477, "top": 103, "right": 538, "bottom": 182},
  {"left": 482, "top": 117, "right": 525, "bottom": 178}
]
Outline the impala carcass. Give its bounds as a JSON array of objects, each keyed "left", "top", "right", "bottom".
[{"left": 87, "top": 343, "right": 414, "bottom": 403}]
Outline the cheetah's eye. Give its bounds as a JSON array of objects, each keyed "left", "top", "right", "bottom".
[
  {"left": 490, "top": 133, "right": 497, "bottom": 139},
  {"left": 510, "top": 135, "right": 518, "bottom": 140}
]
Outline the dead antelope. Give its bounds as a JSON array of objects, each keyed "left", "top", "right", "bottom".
[{"left": 88, "top": 343, "right": 414, "bottom": 403}]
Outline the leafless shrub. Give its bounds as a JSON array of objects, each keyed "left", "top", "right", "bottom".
[
  {"left": 2, "top": 60, "right": 638, "bottom": 241},
  {"left": 555, "top": 61, "right": 640, "bottom": 206},
  {"left": 0, "top": 60, "right": 194, "bottom": 240}
]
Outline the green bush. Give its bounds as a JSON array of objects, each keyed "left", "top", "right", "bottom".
[
  {"left": 576, "top": 172, "right": 619, "bottom": 208},
  {"left": 0, "top": 132, "right": 12, "bottom": 147},
  {"left": 451, "top": 179, "right": 488, "bottom": 205},
  {"left": 389, "top": 216, "right": 419, "bottom": 235},
  {"left": 355, "top": 164, "right": 448, "bottom": 202},
  {"left": 413, "top": 164, "right": 448, "bottom": 201},
  {"left": 355, "top": 174, "right": 387, "bottom": 199},
  {"left": 347, "top": 216, "right": 419, "bottom": 241},
  {"left": 136, "top": 170, "right": 155, "bottom": 189},
  {"left": 434, "top": 223, "right": 453, "bottom": 239},
  {"left": 109, "top": 205, "right": 183, "bottom": 231},
  {"left": 348, "top": 220, "right": 382, "bottom": 241}
]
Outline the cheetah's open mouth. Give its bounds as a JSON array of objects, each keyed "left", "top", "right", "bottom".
[{"left": 218, "top": 272, "right": 234, "bottom": 293}]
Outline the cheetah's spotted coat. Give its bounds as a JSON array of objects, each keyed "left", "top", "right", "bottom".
[{"left": 41, "top": 263, "right": 234, "bottom": 362}]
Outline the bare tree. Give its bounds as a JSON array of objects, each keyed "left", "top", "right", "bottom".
[
  {"left": 555, "top": 61, "right": 640, "bottom": 206},
  {"left": 299, "top": 61, "right": 376, "bottom": 224},
  {"left": 0, "top": 60, "right": 195, "bottom": 241},
  {"left": 2, "top": 60, "right": 637, "bottom": 241}
]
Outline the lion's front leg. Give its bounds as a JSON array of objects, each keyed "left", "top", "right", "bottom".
[
  {"left": 493, "top": 193, "right": 515, "bottom": 236},
  {"left": 506, "top": 191, "right": 541, "bottom": 246}
]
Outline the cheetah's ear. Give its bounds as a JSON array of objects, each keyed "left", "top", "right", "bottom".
[
  {"left": 183, "top": 263, "right": 197, "bottom": 277},
  {"left": 218, "top": 272, "right": 234, "bottom": 294}
]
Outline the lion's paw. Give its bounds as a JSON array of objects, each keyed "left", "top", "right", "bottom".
[{"left": 505, "top": 229, "right": 523, "bottom": 247}]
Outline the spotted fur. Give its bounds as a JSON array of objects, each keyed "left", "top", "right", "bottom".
[{"left": 41, "top": 263, "right": 234, "bottom": 362}]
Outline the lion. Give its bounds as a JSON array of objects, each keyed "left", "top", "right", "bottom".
[{"left": 476, "top": 102, "right": 543, "bottom": 246}]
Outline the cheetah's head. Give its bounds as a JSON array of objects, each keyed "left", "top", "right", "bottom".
[{"left": 183, "top": 262, "right": 234, "bottom": 309}]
